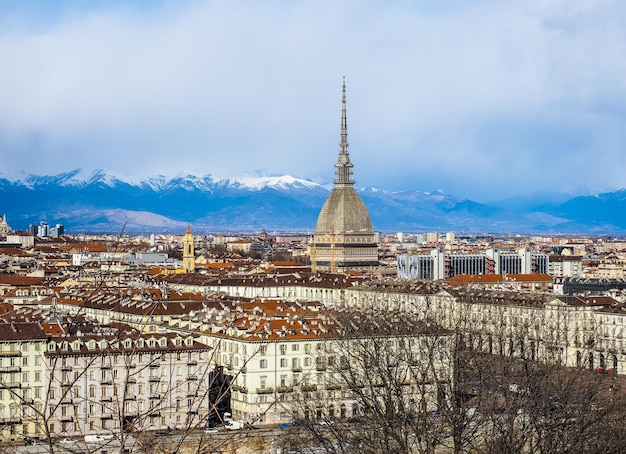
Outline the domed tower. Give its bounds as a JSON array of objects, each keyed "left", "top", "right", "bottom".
[{"left": 312, "top": 79, "right": 378, "bottom": 272}]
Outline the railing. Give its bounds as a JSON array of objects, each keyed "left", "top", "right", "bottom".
[
  {"left": 256, "top": 387, "right": 274, "bottom": 394},
  {"left": 0, "top": 417, "right": 21, "bottom": 424}
]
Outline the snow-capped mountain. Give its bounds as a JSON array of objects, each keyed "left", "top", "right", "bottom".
[{"left": 0, "top": 169, "right": 623, "bottom": 234}]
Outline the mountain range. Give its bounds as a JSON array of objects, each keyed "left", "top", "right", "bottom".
[{"left": 0, "top": 169, "right": 624, "bottom": 235}]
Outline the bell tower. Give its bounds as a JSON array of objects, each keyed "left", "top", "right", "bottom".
[{"left": 182, "top": 224, "right": 195, "bottom": 273}]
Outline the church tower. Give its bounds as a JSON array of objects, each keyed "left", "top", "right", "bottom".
[
  {"left": 182, "top": 224, "right": 195, "bottom": 273},
  {"left": 0, "top": 215, "right": 11, "bottom": 235},
  {"left": 312, "top": 79, "right": 378, "bottom": 272}
]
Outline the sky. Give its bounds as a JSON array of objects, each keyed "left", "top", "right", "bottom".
[{"left": 0, "top": 0, "right": 625, "bottom": 202}]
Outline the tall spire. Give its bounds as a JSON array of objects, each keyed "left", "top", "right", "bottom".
[{"left": 334, "top": 77, "right": 354, "bottom": 187}]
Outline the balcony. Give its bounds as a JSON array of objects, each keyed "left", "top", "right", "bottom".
[
  {"left": 100, "top": 396, "right": 112, "bottom": 403},
  {"left": 186, "top": 375, "right": 198, "bottom": 381},
  {"left": 148, "top": 363, "right": 160, "bottom": 369},
  {"left": 232, "top": 385, "right": 248, "bottom": 394},
  {"left": 21, "top": 398, "right": 34, "bottom": 405},
  {"left": 60, "top": 398, "right": 73, "bottom": 405},
  {"left": 187, "top": 360, "right": 197, "bottom": 367},
  {"left": 275, "top": 386, "right": 293, "bottom": 393},
  {"left": 1, "top": 382, "right": 22, "bottom": 389},
  {"left": 100, "top": 414, "right": 113, "bottom": 420},
  {"left": 0, "top": 418, "right": 21, "bottom": 425},
  {"left": 301, "top": 384, "right": 317, "bottom": 392},
  {"left": 124, "top": 395, "right": 136, "bottom": 401},
  {"left": 291, "top": 366, "right": 302, "bottom": 372},
  {"left": 148, "top": 376, "right": 161, "bottom": 383},
  {"left": 100, "top": 365, "right": 111, "bottom": 370},
  {"left": 148, "top": 411, "right": 161, "bottom": 418},
  {"left": 0, "top": 366, "right": 21, "bottom": 374},
  {"left": 0, "top": 350, "right": 21, "bottom": 357},
  {"left": 256, "top": 387, "right": 274, "bottom": 395},
  {"left": 100, "top": 380, "right": 113, "bottom": 386},
  {"left": 149, "top": 394, "right": 161, "bottom": 401},
  {"left": 61, "top": 366, "right": 72, "bottom": 372},
  {"left": 60, "top": 416, "right": 74, "bottom": 423}
]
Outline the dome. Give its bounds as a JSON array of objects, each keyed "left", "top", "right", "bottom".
[{"left": 315, "top": 186, "right": 373, "bottom": 234}]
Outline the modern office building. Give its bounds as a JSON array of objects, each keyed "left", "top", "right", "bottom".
[{"left": 398, "top": 248, "right": 549, "bottom": 280}]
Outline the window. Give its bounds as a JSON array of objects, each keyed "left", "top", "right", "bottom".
[
  {"left": 279, "top": 345, "right": 286, "bottom": 355},
  {"left": 259, "top": 359, "right": 267, "bottom": 369},
  {"left": 280, "top": 358, "right": 287, "bottom": 368},
  {"left": 22, "top": 357, "right": 28, "bottom": 366},
  {"left": 292, "top": 344, "right": 299, "bottom": 352}
]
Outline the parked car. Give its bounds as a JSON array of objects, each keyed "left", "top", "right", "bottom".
[
  {"left": 225, "top": 420, "right": 245, "bottom": 430},
  {"left": 84, "top": 434, "right": 114, "bottom": 443}
]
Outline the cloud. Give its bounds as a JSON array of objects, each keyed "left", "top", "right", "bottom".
[{"left": 0, "top": 0, "right": 625, "bottom": 201}]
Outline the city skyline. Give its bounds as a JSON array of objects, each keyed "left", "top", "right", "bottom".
[{"left": 1, "top": 1, "right": 625, "bottom": 202}]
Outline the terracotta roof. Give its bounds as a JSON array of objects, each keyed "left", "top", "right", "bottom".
[
  {"left": 0, "top": 322, "right": 47, "bottom": 341},
  {"left": 0, "top": 276, "right": 45, "bottom": 287}
]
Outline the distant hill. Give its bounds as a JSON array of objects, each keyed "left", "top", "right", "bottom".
[{"left": 0, "top": 169, "right": 623, "bottom": 234}]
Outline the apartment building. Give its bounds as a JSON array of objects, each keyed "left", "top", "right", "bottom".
[
  {"left": 0, "top": 322, "right": 48, "bottom": 443},
  {"left": 197, "top": 299, "right": 452, "bottom": 425},
  {"left": 45, "top": 329, "right": 218, "bottom": 439}
]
